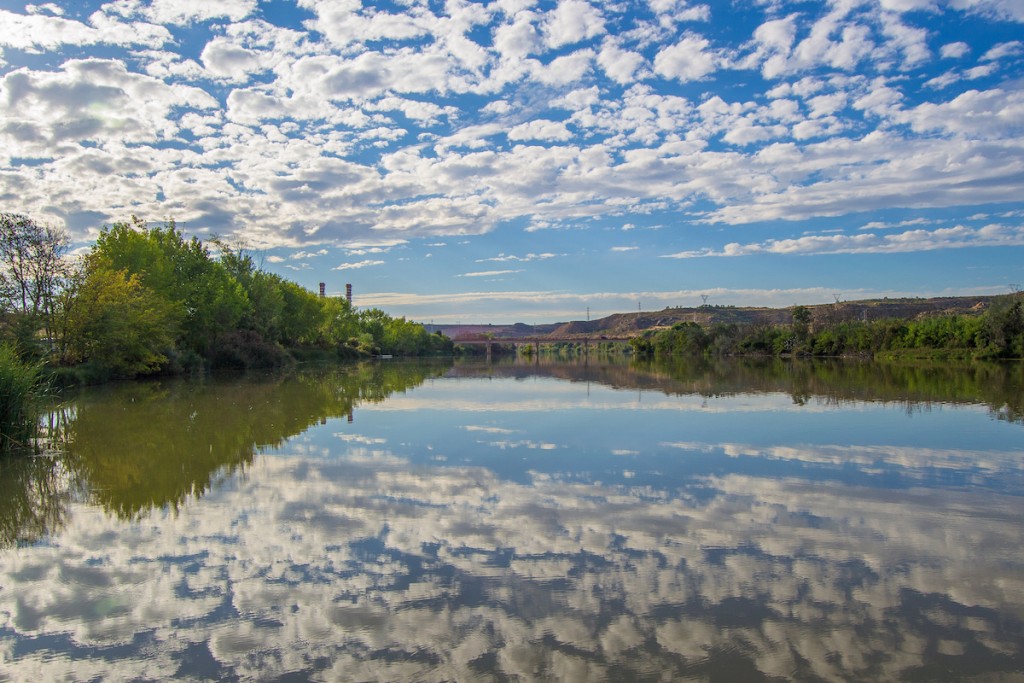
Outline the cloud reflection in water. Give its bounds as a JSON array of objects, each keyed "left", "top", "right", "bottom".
[{"left": 1, "top": 361, "right": 1023, "bottom": 681}]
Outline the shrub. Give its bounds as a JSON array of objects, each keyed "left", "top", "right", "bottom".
[
  {"left": 0, "top": 344, "right": 44, "bottom": 453},
  {"left": 208, "top": 330, "right": 293, "bottom": 371}
]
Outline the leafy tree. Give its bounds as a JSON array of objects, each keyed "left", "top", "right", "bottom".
[
  {"left": 278, "top": 280, "right": 323, "bottom": 345},
  {"left": 319, "top": 296, "right": 360, "bottom": 346},
  {"left": 215, "top": 240, "right": 286, "bottom": 341},
  {"left": 358, "top": 308, "right": 390, "bottom": 349},
  {"left": 982, "top": 294, "right": 1024, "bottom": 358},
  {"left": 0, "top": 213, "right": 70, "bottom": 351},
  {"left": 93, "top": 217, "right": 247, "bottom": 354},
  {"left": 791, "top": 306, "right": 811, "bottom": 346},
  {"left": 56, "top": 256, "right": 180, "bottom": 377},
  {"left": 630, "top": 334, "right": 654, "bottom": 357},
  {"left": 791, "top": 305, "right": 812, "bottom": 327}
]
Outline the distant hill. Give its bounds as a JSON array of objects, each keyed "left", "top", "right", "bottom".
[{"left": 434, "top": 295, "right": 999, "bottom": 341}]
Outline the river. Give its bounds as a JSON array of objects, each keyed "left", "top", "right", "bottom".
[{"left": 1, "top": 357, "right": 1023, "bottom": 681}]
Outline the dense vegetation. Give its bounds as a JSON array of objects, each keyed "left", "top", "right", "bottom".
[
  {"left": 630, "top": 299, "right": 1024, "bottom": 360},
  {"left": 0, "top": 213, "right": 452, "bottom": 383},
  {"left": 0, "top": 344, "right": 44, "bottom": 453}
]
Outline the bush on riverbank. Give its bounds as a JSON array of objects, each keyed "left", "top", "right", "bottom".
[
  {"left": 631, "top": 293, "right": 1024, "bottom": 360},
  {"left": 0, "top": 344, "right": 44, "bottom": 453}
]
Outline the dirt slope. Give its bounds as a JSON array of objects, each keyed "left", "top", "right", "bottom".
[{"left": 439, "top": 295, "right": 999, "bottom": 340}]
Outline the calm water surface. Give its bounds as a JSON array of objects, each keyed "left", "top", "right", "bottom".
[{"left": 2, "top": 357, "right": 1023, "bottom": 681}]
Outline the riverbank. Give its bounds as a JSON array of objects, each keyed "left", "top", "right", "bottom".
[{"left": 627, "top": 293, "right": 1024, "bottom": 362}]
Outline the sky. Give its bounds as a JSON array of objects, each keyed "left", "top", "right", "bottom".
[{"left": 1, "top": 0, "right": 1023, "bottom": 323}]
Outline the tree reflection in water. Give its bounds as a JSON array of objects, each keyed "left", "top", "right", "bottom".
[
  {"left": 0, "top": 360, "right": 452, "bottom": 540},
  {"left": 0, "top": 357, "right": 1022, "bottom": 681},
  {"left": 0, "top": 452, "right": 74, "bottom": 548}
]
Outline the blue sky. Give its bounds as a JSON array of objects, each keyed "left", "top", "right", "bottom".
[{"left": 1, "top": 0, "right": 1022, "bottom": 323}]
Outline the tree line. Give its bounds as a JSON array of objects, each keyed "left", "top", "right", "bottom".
[
  {"left": 0, "top": 213, "right": 452, "bottom": 382},
  {"left": 630, "top": 300, "right": 1024, "bottom": 360}
]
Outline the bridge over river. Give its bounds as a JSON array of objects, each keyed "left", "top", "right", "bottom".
[{"left": 453, "top": 336, "right": 636, "bottom": 356}]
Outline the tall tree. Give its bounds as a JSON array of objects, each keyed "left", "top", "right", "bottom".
[
  {"left": 0, "top": 213, "right": 70, "bottom": 349},
  {"left": 56, "top": 255, "right": 180, "bottom": 376},
  {"left": 94, "top": 217, "right": 248, "bottom": 354}
]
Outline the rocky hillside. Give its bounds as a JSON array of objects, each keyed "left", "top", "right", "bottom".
[{"left": 439, "top": 295, "right": 999, "bottom": 340}]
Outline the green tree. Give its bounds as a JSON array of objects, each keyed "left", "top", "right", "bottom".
[
  {"left": 319, "top": 296, "right": 360, "bottom": 346},
  {"left": 791, "top": 306, "right": 811, "bottom": 344},
  {"left": 983, "top": 294, "right": 1024, "bottom": 358},
  {"left": 0, "top": 213, "right": 70, "bottom": 353},
  {"left": 214, "top": 240, "right": 287, "bottom": 341},
  {"left": 278, "top": 280, "right": 323, "bottom": 345},
  {"left": 93, "top": 217, "right": 247, "bottom": 354},
  {"left": 57, "top": 256, "right": 180, "bottom": 377},
  {"left": 630, "top": 334, "right": 655, "bottom": 357}
]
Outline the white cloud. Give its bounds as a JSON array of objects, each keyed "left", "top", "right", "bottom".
[
  {"left": 507, "top": 119, "right": 573, "bottom": 142},
  {"left": 806, "top": 92, "right": 847, "bottom": 117},
  {"left": 857, "top": 217, "right": 932, "bottom": 231},
  {"left": 950, "top": 0, "right": 1024, "bottom": 21},
  {"left": 981, "top": 40, "right": 1024, "bottom": 61},
  {"left": 750, "top": 14, "right": 798, "bottom": 78},
  {"left": 0, "top": 58, "right": 217, "bottom": 156},
  {"left": 333, "top": 259, "right": 384, "bottom": 270},
  {"left": 754, "top": 15, "right": 797, "bottom": 52},
  {"left": 344, "top": 246, "right": 392, "bottom": 256},
  {"left": 723, "top": 123, "right": 782, "bottom": 145},
  {"left": 342, "top": 239, "right": 408, "bottom": 251},
  {"left": 368, "top": 95, "right": 455, "bottom": 125},
  {"left": 0, "top": 8, "right": 172, "bottom": 50},
  {"left": 649, "top": 0, "right": 711, "bottom": 24},
  {"left": 106, "top": 0, "right": 258, "bottom": 25},
  {"left": 662, "top": 223, "right": 1024, "bottom": 258},
  {"left": 852, "top": 78, "right": 904, "bottom": 117},
  {"left": 784, "top": 10, "right": 877, "bottom": 74},
  {"left": 25, "top": 3, "right": 65, "bottom": 15},
  {"left": 597, "top": 41, "right": 646, "bottom": 84},
  {"left": 0, "top": 10, "right": 98, "bottom": 50},
  {"left": 611, "top": 246, "right": 638, "bottom": 251},
  {"left": 458, "top": 269, "right": 524, "bottom": 277},
  {"left": 898, "top": 87, "right": 1024, "bottom": 137},
  {"left": 542, "top": 0, "right": 605, "bottom": 49},
  {"left": 653, "top": 35, "right": 716, "bottom": 82},
  {"left": 493, "top": 10, "right": 542, "bottom": 59},
  {"left": 940, "top": 41, "right": 970, "bottom": 58},
  {"left": 200, "top": 38, "right": 262, "bottom": 81},
  {"left": 476, "top": 252, "right": 561, "bottom": 262},
  {"left": 879, "top": 13, "right": 931, "bottom": 68},
  {"left": 530, "top": 49, "right": 595, "bottom": 85},
  {"left": 290, "top": 249, "right": 328, "bottom": 259}
]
